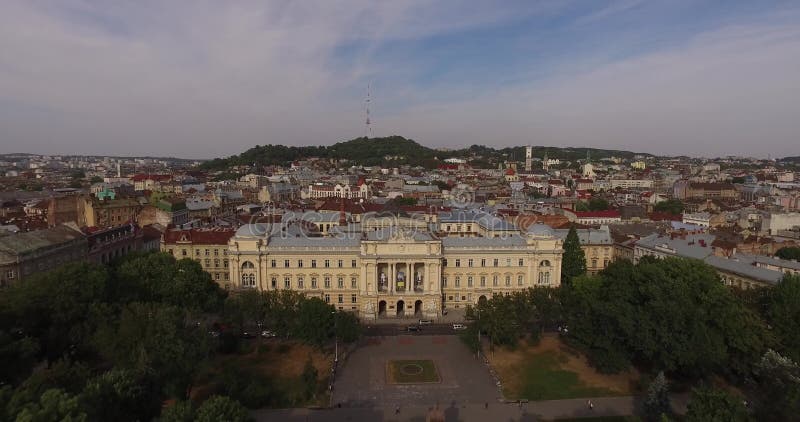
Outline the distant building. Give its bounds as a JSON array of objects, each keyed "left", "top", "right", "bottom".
[
  {"left": 0, "top": 223, "right": 87, "bottom": 286},
  {"left": 162, "top": 227, "right": 236, "bottom": 288},
  {"left": 574, "top": 210, "right": 621, "bottom": 225},
  {"left": 552, "top": 225, "right": 614, "bottom": 274},
  {"left": 87, "top": 224, "right": 143, "bottom": 265},
  {"left": 673, "top": 181, "right": 738, "bottom": 200}
]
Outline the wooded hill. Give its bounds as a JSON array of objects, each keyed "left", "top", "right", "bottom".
[{"left": 200, "top": 136, "right": 650, "bottom": 170}]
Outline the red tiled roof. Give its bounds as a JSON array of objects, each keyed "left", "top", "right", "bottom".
[
  {"left": 162, "top": 228, "right": 235, "bottom": 245},
  {"left": 574, "top": 210, "right": 621, "bottom": 218}
]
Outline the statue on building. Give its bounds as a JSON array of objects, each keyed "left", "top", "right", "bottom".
[
  {"left": 396, "top": 270, "right": 405, "bottom": 290},
  {"left": 379, "top": 271, "right": 387, "bottom": 287}
]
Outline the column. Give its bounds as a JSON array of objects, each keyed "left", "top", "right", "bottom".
[{"left": 390, "top": 263, "right": 395, "bottom": 294}]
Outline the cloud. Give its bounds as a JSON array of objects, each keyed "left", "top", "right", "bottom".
[{"left": 0, "top": 1, "right": 798, "bottom": 158}]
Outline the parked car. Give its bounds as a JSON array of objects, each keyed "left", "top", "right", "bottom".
[
  {"left": 452, "top": 323, "right": 467, "bottom": 330},
  {"left": 407, "top": 325, "right": 420, "bottom": 332},
  {"left": 419, "top": 319, "right": 433, "bottom": 325},
  {"left": 261, "top": 330, "right": 277, "bottom": 338},
  {"left": 241, "top": 331, "right": 257, "bottom": 339}
]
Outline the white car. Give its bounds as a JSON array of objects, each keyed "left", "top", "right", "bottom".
[
  {"left": 261, "top": 330, "right": 277, "bottom": 338},
  {"left": 452, "top": 324, "right": 467, "bottom": 330}
]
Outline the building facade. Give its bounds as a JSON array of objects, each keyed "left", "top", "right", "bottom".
[
  {"left": 161, "top": 227, "right": 236, "bottom": 286},
  {"left": 225, "top": 222, "right": 563, "bottom": 320},
  {"left": 0, "top": 223, "right": 87, "bottom": 286}
]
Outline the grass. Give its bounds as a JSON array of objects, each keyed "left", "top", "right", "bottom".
[
  {"left": 489, "top": 336, "right": 638, "bottom": 401},
  {"left": 386, "top": 359, "right": 440, "bottom": 384},
  {"left": 192, "top": 340, "right": 333, "bottom": 408},
  {"left": 513, "top": 350, "right": 614, "bottom": 400}
]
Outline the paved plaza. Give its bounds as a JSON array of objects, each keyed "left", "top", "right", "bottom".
[{"left": 331, "top": 334, "right": 500, "bottom": 408}]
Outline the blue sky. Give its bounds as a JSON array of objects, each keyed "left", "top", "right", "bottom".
[{"left": 1, "top": 0, "right": 798, "bottom": 158}]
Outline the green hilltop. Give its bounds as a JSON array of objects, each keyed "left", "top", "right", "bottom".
[{"left": 201, "top": 136, "right": 650, "bottom": 170}]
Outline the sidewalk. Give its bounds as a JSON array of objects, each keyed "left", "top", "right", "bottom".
[{"left": 253, "top": 394, "right": 689, "bottom": 421}]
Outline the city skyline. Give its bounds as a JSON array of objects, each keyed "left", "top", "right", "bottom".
[{"left": 1, "top": 0, "right": 799, "bottom": 158}]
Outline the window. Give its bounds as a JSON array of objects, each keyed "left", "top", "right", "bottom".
[
  {"left": 224, "top": 273, "right": 229, "bottom": 280},
  {"left": 351, "top": 277, "right": 357, "bottom": 289},
  {"left": 311, "top": 260, "right": 317, "bottom": 268},
  {"left": 505, "top": 275, "right": 511, "bottom": 286},
  {"left": 324, "top": 259, "right": 330, "bottom": 268},
  {"left": 205, "top": 258, "right": 211, "bottom": 267},
  {"left": 324, "top": 276, "right": 331, "bottom": 288},
  {"left": 7, "top": 270, "right": 15, "bottom": 279},
  {"left": 506, "top": 258, "right": 511, "bottom": 266},
  {"left": 518, "top": 275, "right": 524, "bottom": 286},
  {"left": 271, "top": 259, "right": 276, "bottom": 267},
  {"left": 337, "top": 294, "right": 343, "bottom": 304},
  {"left": 351, "top": 294, "right": 357, "bottom": 303},
  {"left": 168, "top": 249, "right": 173, "bottom": 255},
  {"left": 271, "top": 277, "right": 277, "bottom": 289},
  {"left": 214, "top": 273, "right": 220, "bottom": 280},
  {"left": 518, "top": 258, "right": 524, "bottom": 266},
  {"left": 481, "top": 259, "right": 486, "bottom": 267},
  {"left": 311, "top": 277, "right": 318, "bottom": 289},
  {"left": 284, "top": 277, "right": 291, "bottom": 288},
  {"left": 443, "top": 259, "right": 448, "bottom": 267},
  {"left": 480, "top": 276, "right": 486, "bottom": 287},
  {"left": 493, "top": 258, "right": 498, "bottom": 267},
  {"left": 337, "top": 277, "right": 344, "bottom": 288},
  {"left": 214, "top": 249, "right": 219, "bottom": 256},
  {"left": 493, "top": 275, "right": 499, "bottom": 286},
  {"left": 181, "top": 249, "right": 187, "bottom": 256},
  {"left": 455, "top": 259, "right": 461, "bottom": 267},
  {"left": 455, "top": 276, "right": 461, "bottom": 287},
  {"left": 538, "top": 272, "right": 550, "bottom": 285},
  {"left": 284, "top": 259, "right": 290, "bottom": 268},
  {"left": 442, "top": 276, "right": 448, "bottom": 288},
  {"left": 467, "top": 276, "right": 473, "bottom": 287},
  {"left": 298, "top": 277, "right": 304, "bottom": 289},
  {"left": 539, "top": 260, "right": 551, "bottom": 268},
  {"left": 324, "top": 294, "right": 330, "bottom": 303},
  {"left": 338, "top": 259, "right": 343, "bottom": 268},
  {"left": 195, "top": 249, "right": 201, "bottom": 256},
  {"left": 298, "top": 259, "right": 303, "bottom": 268},
  {"left": 351, "top": 259, "right": 357, "bottom": 268},
  {"left": 468, "top": 259, "right": 473, "bottom": 267},
  {"left": 241, "top": 261, "right": 255, "bottom": 270},
  {"left": 214, "top": 259, "right": 219, "bottom": 267},
  {"left": 223, "top": 259, "right": 229, "bottom": 268},
  {"left": 204, "top": 249, "right": 209, "bottom": 256}
]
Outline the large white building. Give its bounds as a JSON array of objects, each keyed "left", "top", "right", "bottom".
[{"left": 225, "top": 219, "right": 563, "bottom": 320}]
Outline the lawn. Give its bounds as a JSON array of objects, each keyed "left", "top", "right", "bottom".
[
  {"left": 386, "top": 359, "right": 440, "bottom": 384},
  {"left": 489, "top": 335, "right": 639, "bottom": 401},
  {"left": 192, "top": 340, "right": 333, "bottom": 408}
]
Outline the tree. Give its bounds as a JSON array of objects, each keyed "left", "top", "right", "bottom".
[
  {"left": 762, "top": 275, "right": 800, "bottom": 362},
  {"left": 334, "top": 311, "right": 361, "bottom": 343},
  {"left": 301, "top": 356, "right": 318, "bottom": 400},
  {"left": 561, "top": 226, "right": 586, "bottom": 286},
  {"left": 294, "top": 298, "right": 335, "bottom": 347},
  {"left": 90, "top": 176, "right": 103, "bottom": 184},
  {"left": 80, "top": 369, "right": 162, "bottom": 422},
  {"left": 685, "top": 387, "right": 749, "bottom": 422},
  {"left": 195, "top": 396, "right": 250, "bottom": 422},
  {"left": 654, "top": 199, "right": 684, "bottom": 215},
  {"left": 12, "top": 388, "right": 87, "bottom": 422},
  {"left": 94, "top": 302, "right": 210, "bottom": 398},
  {"left": 588, "top": 198, "right": 609, "bottom": 211},
  {"left": 752, "top": 349, "right": 800, "bottom": 421},
  {"left": 159, "top": 400, "right": 194, "bottom": 422},
  {"left": 644, "top": 371, "right": 671, "bottom": 420},
  {"left": 775, "top": 247, "right": 800, "bottom": 261}
]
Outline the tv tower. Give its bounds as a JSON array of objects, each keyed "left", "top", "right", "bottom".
[{"left": 365, "top": 83, "right": 372, "bottom": 138}]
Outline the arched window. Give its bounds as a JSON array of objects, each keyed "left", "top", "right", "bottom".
[
  {"left": 539, "top": 260, "right": 551, "bottom": 268},
  {"left": 241, "top": 261, "right": 255, "bottom": 270}
]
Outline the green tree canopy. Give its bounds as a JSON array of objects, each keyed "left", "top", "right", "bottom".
[
  {"left": 775, "top": 246, "right": 800, "bottom": 261},
  {"left": 561, "top": 226, "right": 586, "bottom": 286},
  {"left": 685, "top": 387, "right": 749, "bottom": 422},
  {"left": 194, "top": 395, "right": 250, "bottom": 422},
  {"left": 654, "top": 199, "right": 685, "bottom": 215}
]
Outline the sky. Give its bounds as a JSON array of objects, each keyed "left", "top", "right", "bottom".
[{"left": 1, "top": 0, "right": 799, "bottom": 159}]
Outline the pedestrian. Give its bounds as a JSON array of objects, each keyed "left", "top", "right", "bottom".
[
  {"left": 395, "top": 405, "right": 400, "bottom": 415},
  {"left": 587, "top": 400, "right": 593, "bottom": 410},
  {"left": 485, "top": 402, "right": 489, "bottom": 409}
]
